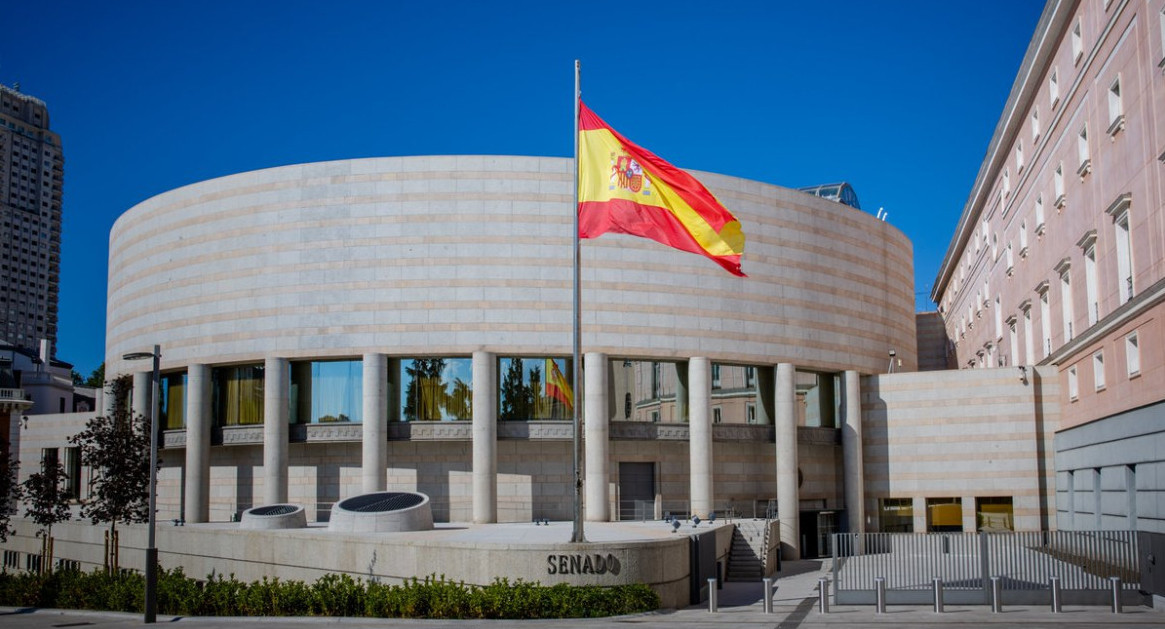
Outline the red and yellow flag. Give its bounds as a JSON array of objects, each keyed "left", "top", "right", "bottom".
[
  {"left": 577, "top": 101, "right": 746, "bottom": 276},
  {"left": 545, "top": 359, "right": 573, "bottom": 410}
]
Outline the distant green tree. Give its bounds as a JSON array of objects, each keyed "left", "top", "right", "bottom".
[
  {"left": 446, "top": 377, "right": 472, "bottom": 419},
  {"left": 70, "top": 370, "right": 84, "bottom": 386},
  {"left": 22, "top": 451, "right": 71, "bottom": 572},
  {"left": 84, "top": 362, "right": 105, "bottom": 388}
]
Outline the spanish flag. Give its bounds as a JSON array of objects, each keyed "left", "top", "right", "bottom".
[
  {"left": 577, "top": 101, "right": 746, "bottom": 276},
  {"left": 545, "top": 359, "right": 573, "bottom": 410}
]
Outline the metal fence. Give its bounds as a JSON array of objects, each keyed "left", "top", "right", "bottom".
[{"left": 832, "top": 531, "right": 1141, "bottom": 605}]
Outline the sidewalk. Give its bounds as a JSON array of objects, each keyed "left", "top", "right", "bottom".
[{"left": 2, "top": 560, "right": 1164, "bottom": 628}]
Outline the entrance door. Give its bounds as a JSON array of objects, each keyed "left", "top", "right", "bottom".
[
  {"left": 799, "top": 510, "right": 839, "bottom": 558},
  {"left": 618, "top": 462, "right": 655, "bottom": 521}
]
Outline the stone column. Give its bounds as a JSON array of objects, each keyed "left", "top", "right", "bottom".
[
  {"left": 184, "top": 364, "right": 211, "bottom": 523},
  {"left": 362, "top": 353, "right": 388, "bottom": 493},
  {"left": 132, "top": 371, "right": 151, "bottom": 421},
  {"left": 472, "top": 351, "right": 497, "bottom": 523},
  {"left": 263, "top": 357, "right": 289, "bottom": 506},
  {"left": 585, "top": 352, "right": 610, "bottom": 522},
  {"left": 689, "top": 357, "right": 713, "bottom": 519},
  {"left": 776, "top": 363, "right": 800, "bottom": 559},
  {"left": 912, "top": 496, "right": 927, "bottom": 532},
  {"left": 842, "top": 370, "right": 864, "bottom": 535}
]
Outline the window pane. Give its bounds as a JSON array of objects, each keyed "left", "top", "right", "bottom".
[
  {"left": 212, "top": 364, "right": 265, "bottom": 426},
  {"left": 400, "top": 358, "right": 473, "bottom": 421},
  {"left": 976, "top": 497, "right": 1013, "bottom": 531},
  {"left": 880, "top": 498, "right": 914, "bottom": 532},
  {"left": 160, "top": 372, "right": 186, "bottom": 430},
  {"left": 926, "top": 497, "right": 963, "bottom": 532},
  {"left": 292, "top": 360, "right": 362, "bottom": 423},
  {"left": 497, "top": 357, "right": 572, "bottom": 420}
]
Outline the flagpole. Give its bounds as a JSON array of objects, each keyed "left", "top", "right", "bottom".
[{"left": 570, "top": 59, "right": 586, "bottom": 544}]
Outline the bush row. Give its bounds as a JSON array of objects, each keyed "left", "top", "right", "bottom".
[{"left": 0, "top": 567, "right": 660, "bottom": 619}]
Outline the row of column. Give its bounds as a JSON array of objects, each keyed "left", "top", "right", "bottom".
[{"left": 133, "top": 353, "right": 864, "bottom": 559}]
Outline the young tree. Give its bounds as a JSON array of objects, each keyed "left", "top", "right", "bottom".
[
  {"left": 402, "top": 358, "right": 447, "bottom": 421},
  {"left": 84, "top": 362, "right": 106, "bottom": 389},
  {"left": 0, "top": 439, "right": 21, "bottom": 542},
  {"left": 22, "top": 452, "right": 70, "bottom": 572},
  {"left": 68, "top": 375, "right": 155, "bottom": 570}
]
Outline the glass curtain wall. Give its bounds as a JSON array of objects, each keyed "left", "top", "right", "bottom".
[
  {"left": 212, "top": 364, "right": 264, "bottom": 426},
  {"left": 292, "top": 360, "right": 362, "bottom": 423},
  {"left": 497, "top": 357, "right": 572, "bottom": 420},
  {"left": 399, "top": 358, "right": 472, "bottom": 421},
  {"left": 159, "top": 371, "right": 187, "bottom": 430}
]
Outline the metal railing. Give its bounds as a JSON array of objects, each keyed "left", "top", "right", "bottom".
[{"left": 832, "top": 531, "right": 1140, "bottom": 606}]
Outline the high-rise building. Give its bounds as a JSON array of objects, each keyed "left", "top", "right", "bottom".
[{"left": 0, "top": 84, "right": 62, "bottom": 354}]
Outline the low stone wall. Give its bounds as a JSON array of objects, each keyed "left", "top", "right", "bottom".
[{"left": 1, "top": 518, "right": 736, "bottom": 609}]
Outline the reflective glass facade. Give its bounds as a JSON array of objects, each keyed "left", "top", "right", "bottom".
[
  {"left": 497, "top": 357, "right": 572, "bottom": 420},
  {"left": 212, "top": 364, "right": 264, "bottom": 426},
  {"left": 160, "top": 371, "right": 186, "bottom": 430},
  {"left": 292, "top": 360, "right": 362, "bottom": 424},
  {"left": 399, "top": 358, "right": 472, "bottom": 421}
]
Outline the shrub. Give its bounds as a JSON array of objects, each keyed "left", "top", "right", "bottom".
[{"left": 0, "top": 566, "right": 660, "bottom": 619}]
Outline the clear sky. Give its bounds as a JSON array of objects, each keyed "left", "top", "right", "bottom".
[{"left": 0, "top": 1, "right": 1046, "bottom": 377}]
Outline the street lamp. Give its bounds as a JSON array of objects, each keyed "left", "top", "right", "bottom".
[{"left": 123, "top": 345, "right": 160, "bottom": 624}]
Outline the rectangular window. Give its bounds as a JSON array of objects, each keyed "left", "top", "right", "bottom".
[
  {"left": 712, "top": 406, "right": 722, "bottom": 424},
  {"left": 1126, "top": 332, "right": 1140, "bottom": 377},
  {"left": 1002, "top": 168, "right": 1011, "bottom": 196},
  {"left": 1093, "top": 351, "right": 1106, "bottom": 391},
  {"left": 1008, "top": 319, "right": 1019, "bottom": 365},
  {"left": 293, "top": 359, "right": 364, "bottom": 424},
  {"left": 1072, "top": 19, "right": 1084, "bottom": 62},
  {"left": 1115, "top": 211, "right": 1133, "bottom": 304},
  {"left": 1016, "top": 142, "right": 1024, "bottom": 172},
  {"left": 1050, "top": 68, "right": 1060, "bottom": 107},
  {"left": 160, "top": 371, "right": 187, "bottom": 430},
  {"left": 745, "top": 366, "right": 755, "bottom": 388},
  {"left": 1108, "top": 77, "right": 1124, "bottom": 134},
  {"left": 746, "top": 403, "right": 756, "bottom": 424},
  {"left": 1077, "top": 125, "right": 1091, "bottom": 175},
  {"left": 1084, "top": 245, "right": 1098, "bottom": 324},
  {"left": 1040, "top": 289, "right": 1052, "bottom": 357},
  {"left": 1052, "top": 170, "right": 1064, "bottom": 212},
  {"left": 63, "top": 446, "right": 81, "bottom": 501},
  {"left": 498, "top": 357, "right": 571, "bottom": 421},
  {"left": 1037, "top": 194, "right": 1048, "bottom": 232},
  {"left": 711, "top": 363, "right": 721, "bottom": 389},
  {"left": 879, "top": 498, "right": 914, "bottom": 533},
  {"left": 1031, "top": 109, "right": 1041, "bottom": 141},
  {"left": 1068, "top": 365, "right": 1079, "bottom": 400},
  {"left": 1019, "top": 221, "right": 1028, "bottom": 253},
  {"left": 1061, "top": 269, "right": 1074, "bottom": 342},
  {"left": 211, "top": 364, "right": 265, "bottom": 427},
  {"left": 994, "top": 296, "right": 1002, "bottom": 339},
  {"left": 926, "top": 497, "right": 963, "bottom": 532},
  {"left": 1006, "top": 242, "right": 1014, "bottom": 272},
  {"left": 976, "top": 496, "right": 1014, "bottom": 532}
]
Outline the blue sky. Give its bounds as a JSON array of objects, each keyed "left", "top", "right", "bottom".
[{"left": 0, "top": 1, "right": 1045, "bottom": 377}]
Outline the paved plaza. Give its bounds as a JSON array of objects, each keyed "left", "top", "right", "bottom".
[{"left": 3, "top": 560, "right": 1164, "bottom": 628}]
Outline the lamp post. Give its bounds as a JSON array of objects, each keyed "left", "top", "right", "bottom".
[{"left": 123, "top": 345, "right": 160, "bottom": 624}]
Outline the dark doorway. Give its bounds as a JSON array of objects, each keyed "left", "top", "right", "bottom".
[
  {"left": 618, "top": 462, "right": 655, "bottom": 520},
  {"left": 800, "top": 510, "right": 838, "bottom": 558}
]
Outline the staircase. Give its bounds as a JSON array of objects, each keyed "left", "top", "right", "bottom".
[{"left": 726, "top": 521, "right": 767, "bottom": 581}]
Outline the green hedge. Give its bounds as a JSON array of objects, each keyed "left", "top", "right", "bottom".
[{"left": 0, "top": 568, "right": 660, "bottom": 619}]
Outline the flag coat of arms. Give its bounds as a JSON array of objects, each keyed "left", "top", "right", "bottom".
[
  {"left": 577, "top": 101, "right": 746, "bottom": 276},
  {"left": 545, "top": 359, "right": 573, "bottom": 410}
]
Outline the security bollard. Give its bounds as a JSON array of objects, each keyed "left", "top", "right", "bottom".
[
  {"left": 708, "top": 578, "right": 718, "bottom": 613},
  {"left": 1110, "top": 576, "right": 1122, "bottom": 614},
  {"left": 875, "top": 577, "right": 887, "bottom": 614},
  {"left": 1050, "top": 576, "right": 1062, "bottom": 613},
  {"left": 818, "top": 577, "right": 830, "bottom": 614},
  {"left": 933, "top": 577, "right": 944, "bottom": 613},
  {"left": 990, "top": 576, "right": 1002, "bottom": 613},
  {"left": 763, "top": 578, "right": 774, "bottom": 614}
]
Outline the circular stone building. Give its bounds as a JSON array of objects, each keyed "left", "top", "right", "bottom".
[{"left": 106, "top": 155, "right": 914, "bottom": 558}]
